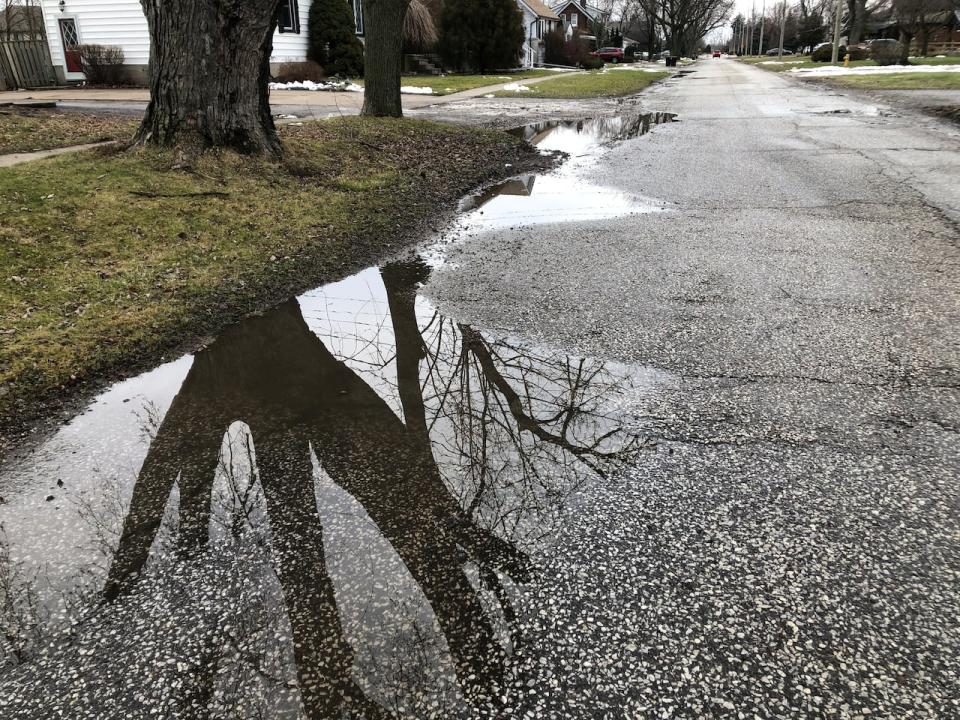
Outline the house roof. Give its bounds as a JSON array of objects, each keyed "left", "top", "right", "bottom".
[
  {"left": 523, "top": 0, "right": 561, "bottom": 20},
  {"left": 551, "top": 1, "right": 608, "bottom": 21}
]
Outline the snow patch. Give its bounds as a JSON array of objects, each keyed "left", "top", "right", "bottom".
[
  {"left": 791, "top": 64, "right": 960, "bottom": 77},
  {"left": 400, "top": 86, "right": 435, "bottom": 95},
  {"left": 502, "top": 83, "right": 532, "bottom": 92},
  {"left": 269, "top": 79, "right": 363, "bottom": 92}
]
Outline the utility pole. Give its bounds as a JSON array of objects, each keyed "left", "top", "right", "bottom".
[
  {"left": 777, "top": 2, "right": 787, "bottom": 59},
  {"left": 830, "top": 0, "right": 844, "bottom": 64},
  {"left": 758, "top": 0, "right": 766, "bottom": 56}
]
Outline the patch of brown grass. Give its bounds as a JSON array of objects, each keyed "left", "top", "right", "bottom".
[{"left": 0, "top": 107, "right": 140, "bottom": 154}]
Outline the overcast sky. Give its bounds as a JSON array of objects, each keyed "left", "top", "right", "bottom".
[{"left": 709, "top": 0, "right": 779, "bottom": 43}]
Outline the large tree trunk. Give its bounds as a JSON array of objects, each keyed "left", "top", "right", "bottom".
[
  {"left": 670, "top": 25, "right": 683, "bottom": 56},
  {"left": 899, "top": 28, "right": 914, "bottom": 63},
  {"left": 362, "top": 0, "right": 411, "bottom": 117},
  {"left": 134, "top": 0, "right": 283, "bottom": 158},
  {"left": 847, "top": 0, "right": 867, "bottom": 45}
]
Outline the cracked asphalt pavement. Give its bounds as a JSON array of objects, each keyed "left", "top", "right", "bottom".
[{"left": 423, "top": 59, "right": 960, "bottom": 718}]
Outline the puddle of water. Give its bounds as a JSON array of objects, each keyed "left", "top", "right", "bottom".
[
  {"left": 454, "top": 112, "right": 675, "bottom": 232},
  {"left": 0, "top": 257, "right": 671, "bottom": 716},
  {"left": 0, "top": 111, "right": 680, "bottom": 716}
]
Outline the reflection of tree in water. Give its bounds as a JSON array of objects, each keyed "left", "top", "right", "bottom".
[{"left": 2, "top": 259, "right": 646, "bottom": 717}]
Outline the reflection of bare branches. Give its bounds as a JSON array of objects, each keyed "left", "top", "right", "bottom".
[
  {"left": 71, "top": 470, "right": 127, "bottom": 560},
  {"left": 411, "top": 304, "right": 648, "bottom": 547},
  {"left": 135, "top": 399, "right": 164, "bottom": 444},
  {"left": 462, "top": 325, "right": 642, "bottom": 473},
  {"left": 0, "top": 526, "right": 45, "bottom": 667},
  {"left": 3, "top": 258, "right": 650, "bottom": 717}
]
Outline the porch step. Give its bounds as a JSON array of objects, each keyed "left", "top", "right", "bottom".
[{"left": 407, "top": 53, "right": 444, "bottom": 75}]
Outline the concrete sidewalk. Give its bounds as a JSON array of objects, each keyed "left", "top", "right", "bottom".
[{"left": 0, "top": 73, "right": 570, "bottom": 115}]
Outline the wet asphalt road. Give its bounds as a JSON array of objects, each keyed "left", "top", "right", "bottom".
[
  {"left": 1, "top": 61, "right": 958, "bottom": 719},
  {"left": 425, "top": 60, "right": 960, "bottom": 717}
]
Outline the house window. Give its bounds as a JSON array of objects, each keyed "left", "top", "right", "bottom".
[
  {"left": 278, "top": 0, "right": 300, "bottom": 34},
  {"left": 570, "top": 12, "right": 578, "bottom": 26},
  {"left": 353, "top": 0, "right": 364, "bottom": 35}
]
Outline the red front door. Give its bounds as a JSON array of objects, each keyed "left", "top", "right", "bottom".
[{"left": 58, "top": 18, "right": 83, "bottom": 73}]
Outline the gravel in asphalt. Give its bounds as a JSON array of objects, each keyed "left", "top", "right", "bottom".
[
  {"left": 424, "top": 59, "right": 960, "bottom": 718},
  {"left": 0, "top": 60, "right": 957, "bottom": 719}
]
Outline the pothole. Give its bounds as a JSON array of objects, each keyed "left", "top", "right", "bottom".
[{"left": 454, "top": 112, "right": 676, "bottom": 231}]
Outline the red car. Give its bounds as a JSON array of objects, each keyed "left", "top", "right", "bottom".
[
  {"left": 591, "top": 47, "right": 625, "bottom": 63},
  {"left": 713, "top": 51, "right": 722, "bottom": 58}
]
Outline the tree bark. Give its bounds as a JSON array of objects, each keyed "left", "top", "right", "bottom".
[
  {"left": 899, "top": 28, "right": 914, "bottom": 63},
  {"left": 848, "top": 0, "right": 867, "bottom": 45},
  {"left": 361, "top": 0, "right": 411, "bottom": 117},
  {"left": 134, "top": 0, "right": 283, "bottom": 158}
]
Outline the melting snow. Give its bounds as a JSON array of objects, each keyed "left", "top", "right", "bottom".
[
  {"left": 269, "top": 79, "right": 363, "bottom": 92},
  {"left": 502, "top": 83, "right": 532, "bottom": 92},
  {"left": 791, "top": 64, "right": 960, "bottom": 77},
  {"left": 400, "top": 86, "right": 435, "bottom": 95}
]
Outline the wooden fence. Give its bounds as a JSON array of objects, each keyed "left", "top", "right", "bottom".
[{"left": 0, "top": 37, "right": 56, "bottom": 90}]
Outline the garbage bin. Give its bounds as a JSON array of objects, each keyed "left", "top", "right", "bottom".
[{"left": 665, "top": 56, "right": 678, "bottom": 67}]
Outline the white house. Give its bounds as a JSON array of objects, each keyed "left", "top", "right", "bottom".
[
  {"left": 516, "top": 0, "right": 561, "bottom": 68},
  {"left": 38, "top": 0, "right": 363, "bottom": 84}
]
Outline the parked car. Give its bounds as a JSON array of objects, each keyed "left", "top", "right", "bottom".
[
  {"left": 765, "top": 48, "right": 794, "bottom": 55},
  {"left": 712, "top": 50, "right": 722, "bottom": 57},
  {"left": 591, "top": 47, "right": 624, "bottom": 63}
]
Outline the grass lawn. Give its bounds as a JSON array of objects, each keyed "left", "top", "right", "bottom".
[
  {"left": 0, "top": 118, "right": 539, "bottom": 443},
  {"left": 738, "top": 55, "right": 960, "bottom": 73},
  {"left": 495, "top": 69, "right": 671, "bottom": 98},
  {"left": 821, "top": 71, "right": 960, "bottom": 89},
  {"left": 0, "top": 108, "right": 140, "bottom": 154}
]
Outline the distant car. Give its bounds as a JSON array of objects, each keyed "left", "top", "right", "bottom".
[
  {"left": 712, "top": 50, "right": 721, "bottom": 57},
  {"left": 765, "top": 48, "right": 794, "bottom": 56},
  {"left": 591, "top": 47, "right": 625, "bottom": 63}
]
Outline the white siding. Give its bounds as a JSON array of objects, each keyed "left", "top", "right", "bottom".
[
  {"left": 39, "top": 0, "right": 312, "bottom": 77},
  {"left": 517, "top": 4, "right": 535, "bottom": 68},
  {"left": 40, "top": 0, "right": 150, "bottom": 72},
  {"left": 271, "top": 3, "right": 311, "bottom": 63}
]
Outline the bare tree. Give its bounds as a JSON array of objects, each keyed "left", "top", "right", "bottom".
[
  {"left": 362, "top": 0, "right": 413, "bottom": 117},
  {"left": 637, "top": 0, "right": 734, "bottom": 56},
  {"left": 132, "top": 0, "right": 284, "bottom": 158},
  {"left": 892, "top": 0, "right": 928, "bottom": 61},
  {"left": 0, "top": 0, "right": 43, "bottom": 40}
]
